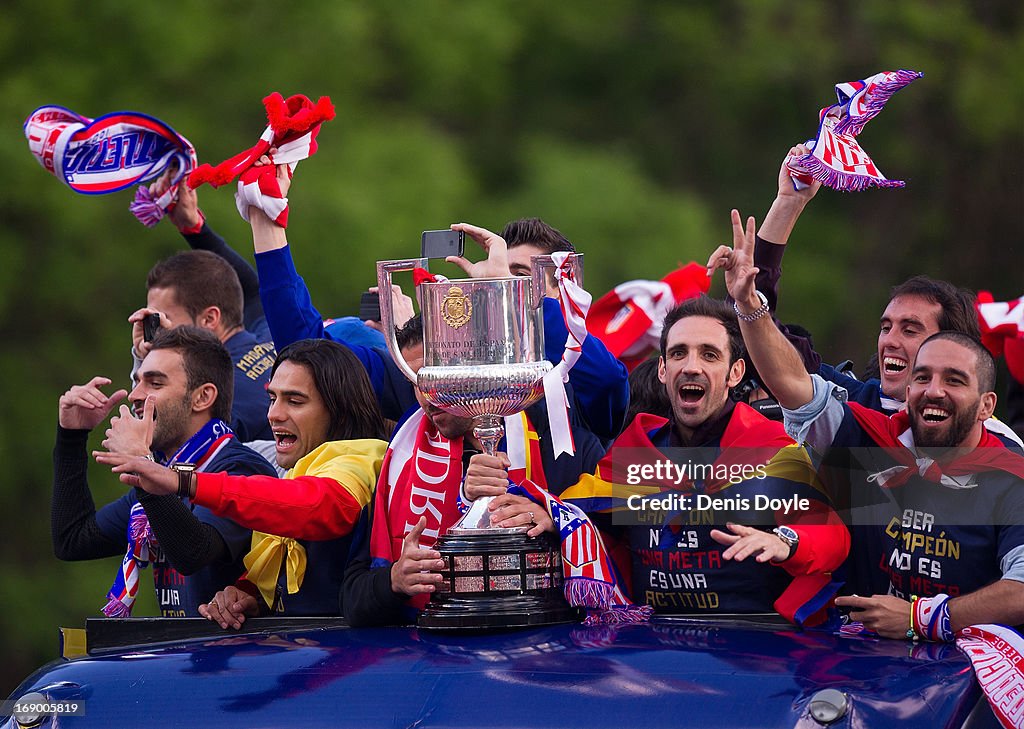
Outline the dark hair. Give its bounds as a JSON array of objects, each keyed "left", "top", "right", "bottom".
[
  {"left": 626, "top": 357, "right": 672, "bottom": 422},
  {"left": 396, "top": 314, "right": 424, "bottom": 351},
  {"left": 501, "top": 218, "right": 576, "bottom": 254},
  {"left": 659, "top": 296, "right": 744, "bottom": 364},
  {"left": 918, "top": 331, "right": 997, "bottom": 393},
  {"left": 890, "top": 276, "right": 979, "bottom": 339},
  {"left": 149, "top": 326, "right": 234, "bottom": 422},
  {"left": 147, "top": 250, "right": 244, "bottom": 330},
  {"left": 271, "top": 339, "right": 387, "bottom": 441}
]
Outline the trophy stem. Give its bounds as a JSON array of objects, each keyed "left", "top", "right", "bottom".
[
  {"left": 473, "top": 414, "right": 504, "bottom": 457},
  {"left": 448, "top": 414, "right": 514, "bottom": 535}
]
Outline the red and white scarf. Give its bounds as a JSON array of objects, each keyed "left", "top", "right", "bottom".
[
  {"left": 978, "top": 292, "right": 1024, "bottom": 385},
  {"left": 541, "top": 251, "right": 592, "bottom": 458},
  {"left": 586, "top": 262, "right": 710, "bottom": 371},
  {"left": 188, "top": 93, "right": 335, "bottom": 228},
  {"left": 24, "top": 105, "right": 196, "bottom": 227},
  {"left": 787, "top": 70, "right": 923, "bottom": 192}
]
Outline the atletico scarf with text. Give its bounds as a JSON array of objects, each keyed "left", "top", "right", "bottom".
[
  {"left": 368, "top": 410, "right": 546, "bottom": 611},
  {"left": 24, "top": 105, "right": 196, "bottom": 226}
]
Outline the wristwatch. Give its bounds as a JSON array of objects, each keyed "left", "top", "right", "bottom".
[
  {"left": 771, "top": 526, "right": 799, "bottom": 562},
  {"left": 170, "top": 463, "right": 197, "bottom": 499}
]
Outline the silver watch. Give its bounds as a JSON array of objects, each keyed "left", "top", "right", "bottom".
[{"left": 772, "top": 526, "right": 799, "bottom": 562}]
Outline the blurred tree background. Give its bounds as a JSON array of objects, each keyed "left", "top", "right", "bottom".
[{"left": 0, "top": 0, "right": 1020, "bottom": 695}]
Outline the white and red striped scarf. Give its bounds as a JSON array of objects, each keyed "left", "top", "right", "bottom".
[
  {"left": 957, "top": 624, "right": 1024, "bottom": 728},
  {"left": 977, "top": 292, "right": 1024, "bottom": 385},
  {"left": 586, "top": 262, "right": 710, "bottom": 371},
  {"left": 188, "top": 93, "right": 335, "bottom": 228},
  {"left": 541, "top": 251, "right": 592, "bottom": 458},
  {"left": 23, "top": 105, "right": 196, "bottom": 227},
  {"left": 787, "top": 69, "right": 923, "bottom": 192}
]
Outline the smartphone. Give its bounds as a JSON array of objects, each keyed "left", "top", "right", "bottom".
[
  {"left": 143, "top": 313, "right": 161, "bottom": 342},
  {"left": 359, "top": 291, "right": 381, "bottom": 322},
  {"left": 421, "top": 229, "right": 464, "bottom": 259}
]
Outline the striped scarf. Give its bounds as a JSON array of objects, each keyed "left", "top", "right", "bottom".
[
  {"left": 24, "top": 105, "right": 195, "bottom": 227},
  {"left": 787, "top": 70, "right": 922, "bottom": 192},
  {"left": 188, "top": 93, "right": 334, "bottom": 228}
]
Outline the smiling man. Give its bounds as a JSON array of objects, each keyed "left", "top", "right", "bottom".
[
  {"left": 52, "top": 327, "right": 276, "bottom": 617},
  {"left": 724, "top": 211, "right": 1024, "bottom": 638}
]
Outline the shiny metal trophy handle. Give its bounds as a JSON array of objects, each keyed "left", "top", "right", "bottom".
[
  {"left": 529, "top": 253, "right": 584, "bottom": 305},
  {"left": 376, "top": 258, "right": 428, "bottom": 385}
]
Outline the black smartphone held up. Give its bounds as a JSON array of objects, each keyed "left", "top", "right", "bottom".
[
  {"left": 359, "top": 291, "right": 381, "bottom": 322},
  {"left": 421, "top": 229, "right": 464, "bottom": 259},
  {"left": 143, "top": 313, "right": 161, "bottom": 342}
]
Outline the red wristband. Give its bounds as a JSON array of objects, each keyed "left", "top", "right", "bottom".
[{"left": 177, "top": 209, "right": 206, "bottom": 235}]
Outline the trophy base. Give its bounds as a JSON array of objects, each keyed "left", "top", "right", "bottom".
[{"left": 418, "top": 531, "right": 580, "bottom": 631}]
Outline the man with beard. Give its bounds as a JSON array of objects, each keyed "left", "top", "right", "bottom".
[
  {"left": 340, "top": 315, "right": 606, "bottom": 627},
  {"left": 52, "top": 327, "right": 276, "bottom": 617},
  {"left": 465, "top": 295, "right": 848, "bottom": 624},
  {"left": 723, "top": 210, "right": 1024, "bottom": 638}
]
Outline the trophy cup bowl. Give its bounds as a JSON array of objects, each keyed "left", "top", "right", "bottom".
[{"left": 377, "top": 256, "right": 583, "bottom": 629}]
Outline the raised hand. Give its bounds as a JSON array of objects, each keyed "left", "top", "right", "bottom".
[
  {"left": 128, "top": 307, "right": 171, "bottom": 360},
  {"left": 707, "top": 209, "right": 760, "bottom": 313},
  {"left": 445, "top": 222, "right": 512, "bottom": 279},
  {"left": 58, "top": 377, "right": 128, "bottom": 432}
]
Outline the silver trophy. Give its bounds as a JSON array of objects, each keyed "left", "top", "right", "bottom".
[
  {"left": 377, "top": 254, "right": 583, "bottom": 629},
  {"left": 377, "top": 255, "right": 582, "bottom": 534}
]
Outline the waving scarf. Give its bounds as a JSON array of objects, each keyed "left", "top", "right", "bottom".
[
  {"left": 102, "top": 419, "right": 234, "bottom": 616},
  {"left": 977, "top": 291, "right": 1024, "bottom": 385},
  {"left": 24, "top": 105, "right": 196, "bottom": 227},
  {"left": 787, "top": 70, "right": 922, "bottom": 192},
  {"left": 188, "top": 93, "right": 334, "bottom": 228}
]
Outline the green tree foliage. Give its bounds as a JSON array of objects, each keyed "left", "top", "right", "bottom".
[{"left": 0, "top": 0, "right": 1020, "bottom": 695}]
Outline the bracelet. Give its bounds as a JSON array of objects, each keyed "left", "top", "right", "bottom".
[
  {"left": 733, "top": 290, "right": 770, "bottom": 322},
  {"left": 907, "top": 595, "right": 920, "bottom": 641}
]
